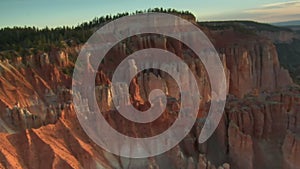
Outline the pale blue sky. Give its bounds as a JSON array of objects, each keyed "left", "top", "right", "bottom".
[{"left": 0, "top": 0, "right": 299, "bottom": 28}]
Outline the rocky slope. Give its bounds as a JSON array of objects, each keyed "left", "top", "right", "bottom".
[
  {"left": 0, "top": 14, "right": 299, "bottom": 169},
  {"left": 0, "top": 49, "right": 72, "bottom": 132}
]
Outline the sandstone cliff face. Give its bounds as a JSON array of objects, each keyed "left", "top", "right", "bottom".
[
  {"left": 49, "top": 49, "right": 70, "bottom": 67},
  {"left": 0, "top": 104, "right": 233, "bottom": 169},
  {"left": 211, "top": 29, "right": 293, "bottom": 98},
  {"left": 1, "top": 88, "right": 299, "bottom": 169},
  {"left": 0, "top": 51, "right": 71, "bottom": 132},
  {"left": 98, "top": 26, "right": 295, "bottom": 168},
  {"left": 282, "top": 131, "right": 300, "bottom": 169},
  {"left": 222, "top": 88, "right": 300, "bottom": 169},
  {"left": 0, "top": 16, "right": 299, "bottom": 169},
  {"left": 258, "top": 31, "right": 296, "bottom": 43},
  {"left": 228, "top": 122, "right": 253, "bottom": 169}
]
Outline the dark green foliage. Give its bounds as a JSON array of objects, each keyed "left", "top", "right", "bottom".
[
  {"left": 0, "top": 8, "right": 193, "bottom": 54},
  {"left": 0, "top": 26, "right": 93, "bottom": 52},
  {"left": 199, "top": 20, "right": 292, "bottom": 33}
]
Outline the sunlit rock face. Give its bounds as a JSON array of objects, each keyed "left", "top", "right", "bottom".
[
  {"left": 0, "top": 50, "right": 71, "bottom": 132},
  {"left": 49, "top": 49, "right": 70, "bottom": 67},
  {"left": 0, "top": 14, "right": 299, "bottom": 169}
]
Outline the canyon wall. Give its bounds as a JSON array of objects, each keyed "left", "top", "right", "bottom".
[{"left": 0, "top": 16, "right": 299, "bottom": 169}]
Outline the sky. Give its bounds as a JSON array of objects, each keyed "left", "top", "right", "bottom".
[{"left": 0, "top": 0, "right": 299, "bottom": 28}]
